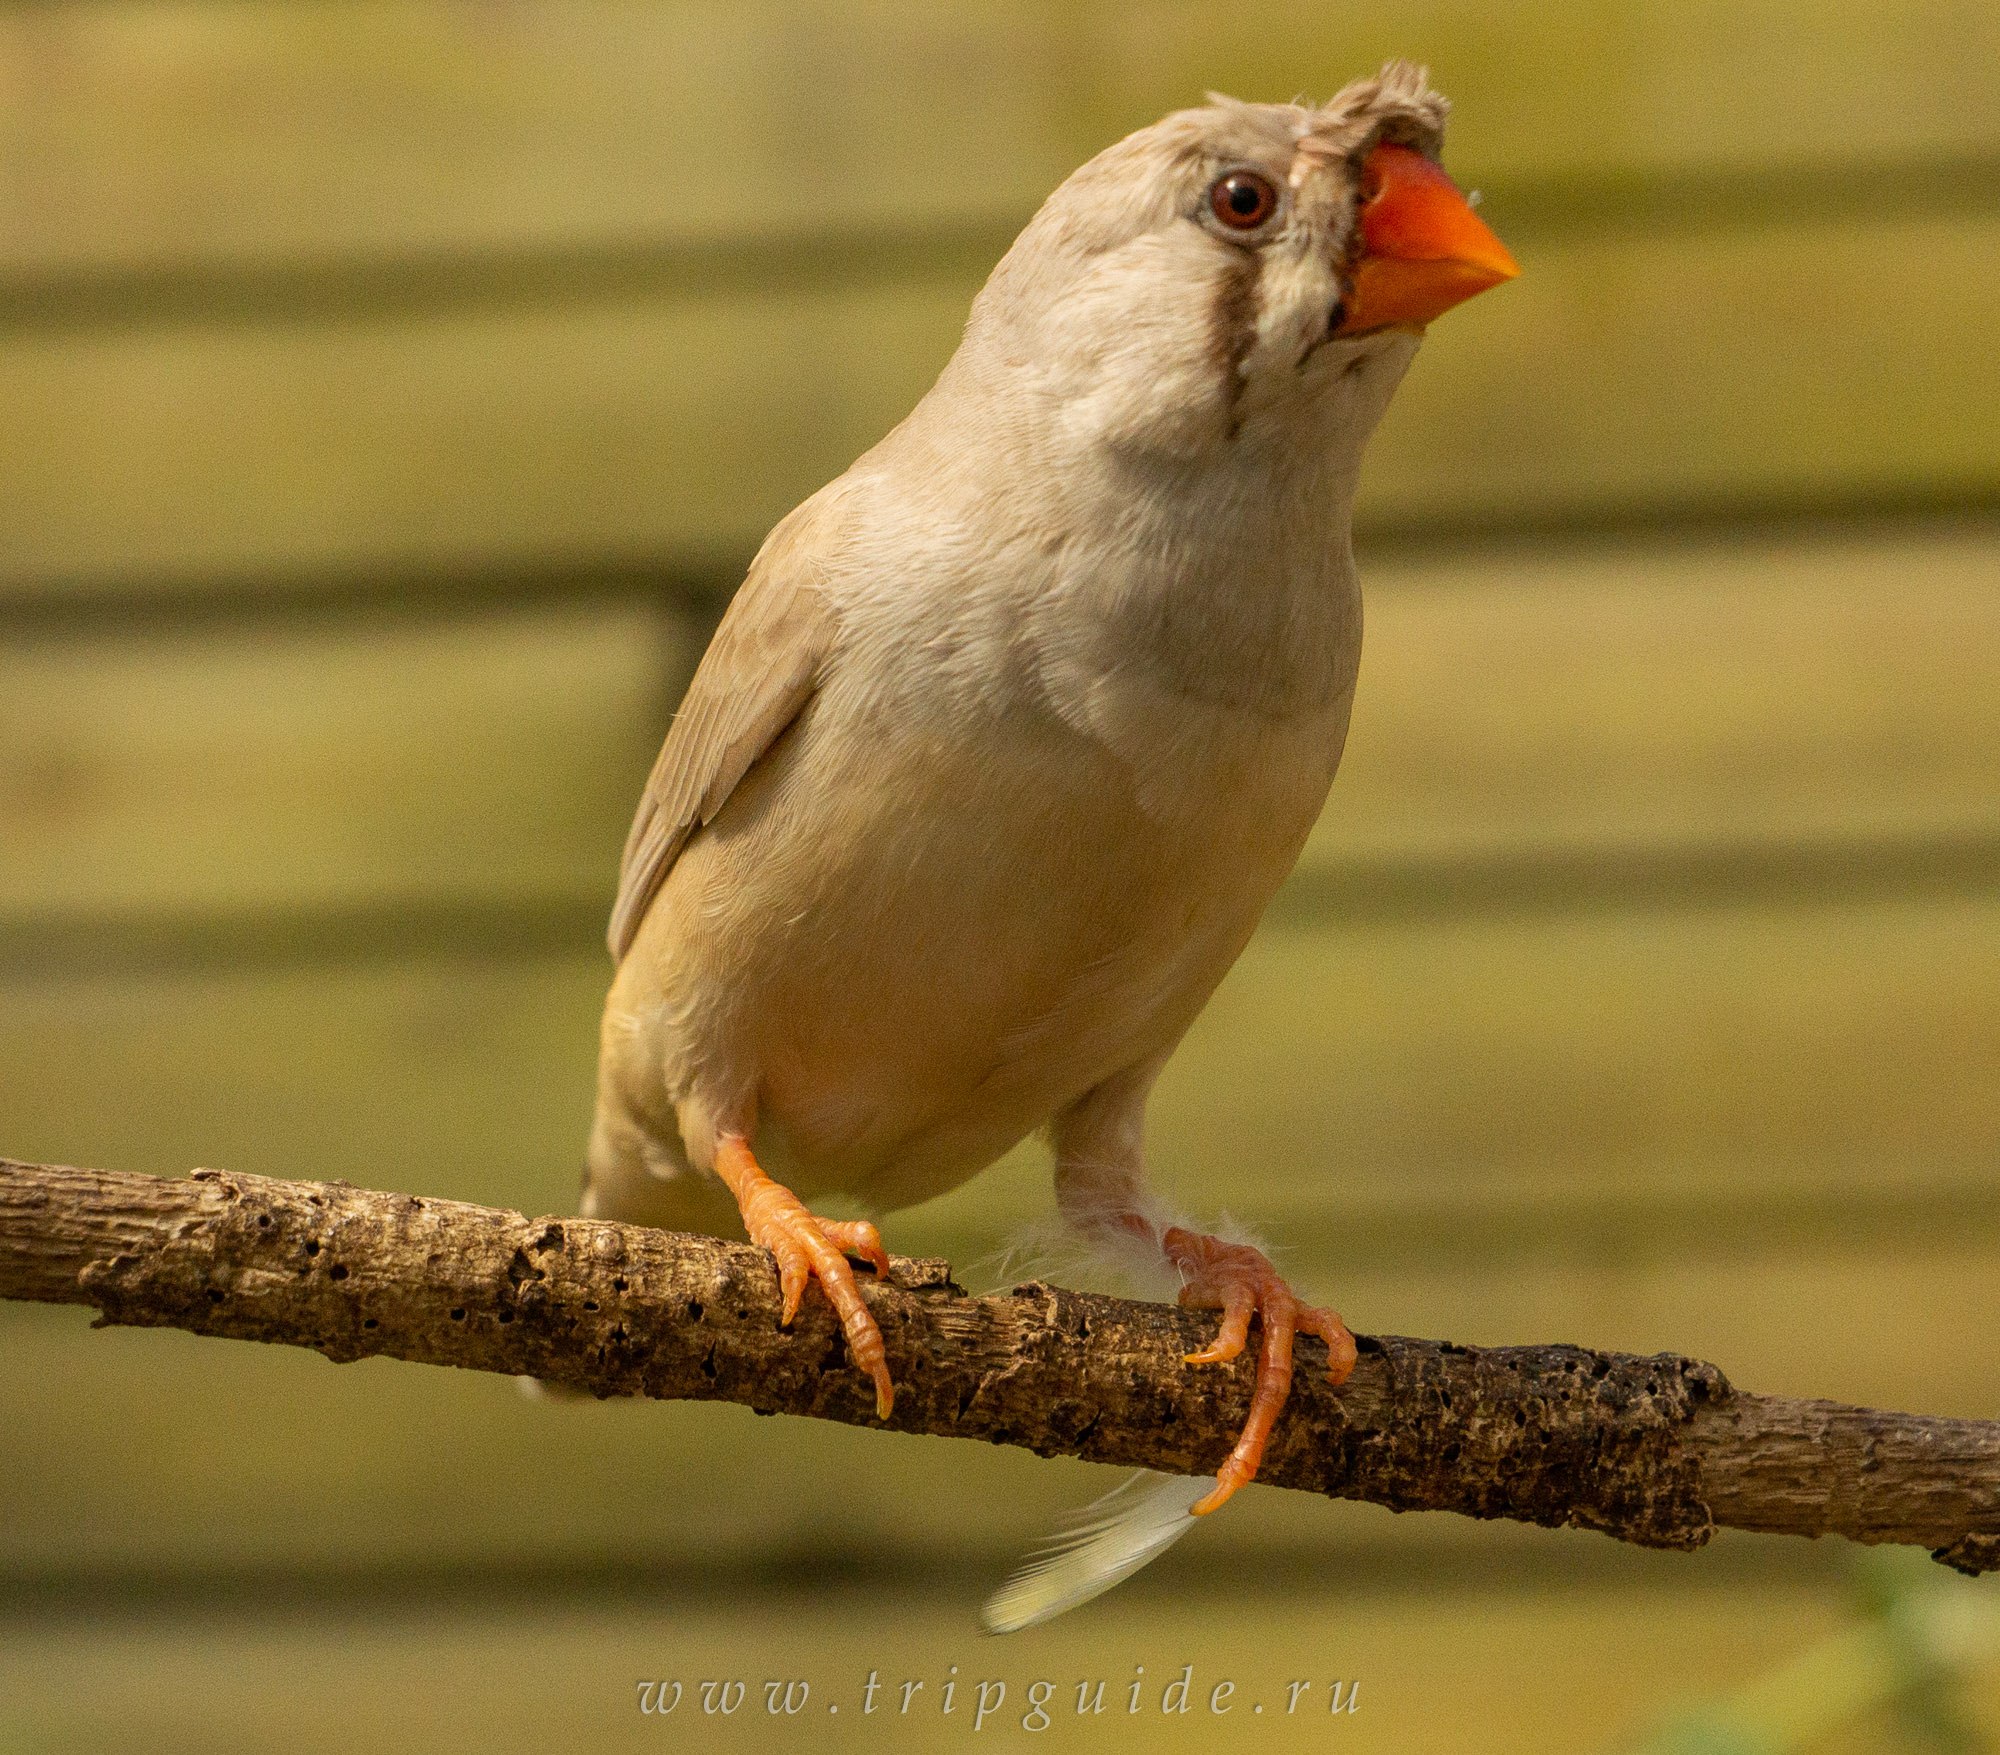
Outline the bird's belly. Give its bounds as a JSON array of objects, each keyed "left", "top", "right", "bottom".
[
  {"left": 623, "top": 692, "right": 1341, "bottom": 1212},
  {"left": 747, "top": 862, "right": 1246, "bottom": 1211}
]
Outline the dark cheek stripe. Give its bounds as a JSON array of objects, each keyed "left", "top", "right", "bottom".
[{"left": 1207, "top": 254, "right": 1264, "bottom": 437}]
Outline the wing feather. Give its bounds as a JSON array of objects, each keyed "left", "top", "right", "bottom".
[{"left": 607, "top": 514, "right": 837, "bottom": 961}]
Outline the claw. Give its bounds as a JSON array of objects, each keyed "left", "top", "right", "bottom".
[
  {"left": 1183, "top": 1281, "right": 1256, "bottom": 1366},
  {"left": 1161, "top": 1227, "right": 1353, "bottom": 1516},
  {"left": 713, "top": 1135, "right": 895, "bottom": 1419}
]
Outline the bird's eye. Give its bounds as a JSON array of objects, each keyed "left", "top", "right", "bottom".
[{"left": 1209, "top": 170, "right": 1278, "bottom": 231}]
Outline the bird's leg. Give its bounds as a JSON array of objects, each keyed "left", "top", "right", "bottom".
[
  {"left": 1052, "top": 1072, "right": 1355, "bottom": 1516},
  {"left": 1158, "top": 1227, "right": 1356, "bottom": 1514},
  {"left": 711, "top": 1133, "right": 894, "bottom": 1419}
]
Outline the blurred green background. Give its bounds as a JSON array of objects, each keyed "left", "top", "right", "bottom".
[{"left": 2, "top": 3, "right": 1998, "bottom": 1750}]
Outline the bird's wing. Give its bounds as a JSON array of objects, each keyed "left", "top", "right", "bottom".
[{"left": 608, "top": 513, "right": 838, "bottom": 962}]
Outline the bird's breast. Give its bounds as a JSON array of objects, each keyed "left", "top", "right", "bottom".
[
  {"left": 623, "top": 517, "right": 1362, "bottom": 1210},
  {"left": 681, "top": 647, "right": 1345, "bottom": 1204}
]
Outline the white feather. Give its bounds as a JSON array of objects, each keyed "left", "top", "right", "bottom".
[
  {"left": 515, "top": 1374, "right": 592, "bottom": 1403},
  {"left": 981, "top": 1470, "right": 1211, "bottom": 1634}
]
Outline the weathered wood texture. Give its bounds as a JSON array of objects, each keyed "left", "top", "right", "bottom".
[{"left": 5, "top": 1159, "right": 1998, "bottom": 1568}]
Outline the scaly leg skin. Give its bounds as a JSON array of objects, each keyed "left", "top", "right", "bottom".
[
  {"left": 1162, "top": 1226, "right": 1358, "bottom": 1516},
  {"left": 712, "top": 1133, "right": 895, "bottom": 1419},
  {"left": 1050, "top": 1069, "right": 1354, "bottom": 1516}
]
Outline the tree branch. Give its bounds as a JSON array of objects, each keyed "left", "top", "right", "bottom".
[{"left": 4, "top": 1157, "right": 1996, "bottom": 1575}]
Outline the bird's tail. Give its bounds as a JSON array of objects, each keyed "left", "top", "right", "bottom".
[{"left": 981, "top": 1469, "right": 1212, "bottom": 1633}]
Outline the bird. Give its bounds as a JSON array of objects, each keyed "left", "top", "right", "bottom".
[{"left": 581, "top": 60, "right": 1516, "bottom": 1626}]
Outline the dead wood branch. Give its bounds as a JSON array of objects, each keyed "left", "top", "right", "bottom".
[{"left": 3, "top": 1158, "right": 1995, "bottom": 1574}]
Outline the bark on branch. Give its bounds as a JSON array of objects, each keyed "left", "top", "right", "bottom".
[{"left": 4, "top": 1157, "right": 1996, "bottom": 1575}]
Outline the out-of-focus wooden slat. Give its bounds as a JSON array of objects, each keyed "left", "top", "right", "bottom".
[
  {"left": 0, "top": 277, "right": 965, "bottom": 592},
  {"left": 0, "top": 1, "right": 1075, "bottom": 278},
  {"left": 1364, "top": 215, "right": 1999, "bottom": 532},
  {"left": 1, "top": 218, "right": 1994, "bottom": 598},
  {"left": 1, "top": 0, "right": 1993, "bottom": 278},
  {"left": 1316, "top": 526, "right": 2000, "bottom": 869},
  {"left": 1147, "top": 894, "right": 2000, "bottom": 1220},
  {"left": 0, "top": 601, "right": 667, "bottom": 924},
  {"left": 0, "top": 954, "right": 606, "bottom": 1207},
  {"left": 1093, "top": 0, "right": 2000, "bottom": 191}
]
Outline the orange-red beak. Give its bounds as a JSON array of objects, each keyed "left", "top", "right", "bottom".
[{"left": 1333, "top": 143, "right": 1518, "bottom": 336}]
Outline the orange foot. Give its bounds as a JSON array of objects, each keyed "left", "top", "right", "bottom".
[
  {"left": 713, "top": 1134, "right": 894, "bottom": 1419},
  {"left": 1162, "top": 1227, "right": 1357, "bottom": 1515}
]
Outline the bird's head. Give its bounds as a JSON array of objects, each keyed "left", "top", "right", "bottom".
[{"left": 958, "top": 61, "right": 1516, "bottom": 471}]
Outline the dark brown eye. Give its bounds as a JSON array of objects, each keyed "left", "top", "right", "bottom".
[{"left": 1209, "top": 170, "right": 1278, "bottom": 231}]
